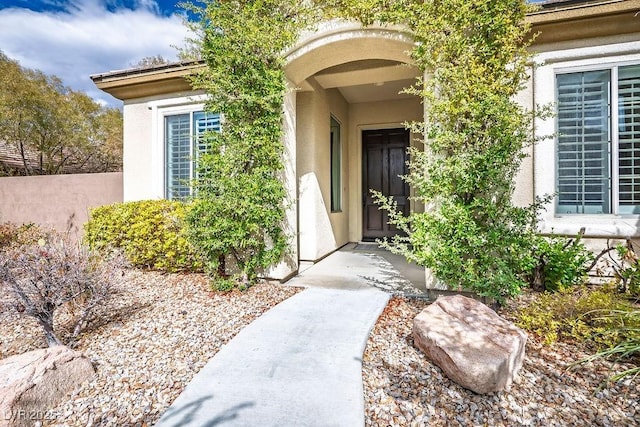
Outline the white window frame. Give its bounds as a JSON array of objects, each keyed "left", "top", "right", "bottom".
[{"left": 533, "top": 41, "right": 640, "bottom": 238}]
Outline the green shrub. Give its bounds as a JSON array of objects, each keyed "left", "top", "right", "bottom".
[
  {"left": 515, "top": 285, "right": 639, "bottom": 348},
  {"left": 612, "top": 242, "right": 640, "bottom": 299},
  {"left": 376, "top": 196, "right": 542, "bottom": 303},
  {"left": 84, "top": 200, "right": 203, "bottom": 272},
  {"left": 184, "top": 0, "right": 306, "bottom": 288},
  {"left": 368, "top": 0, "right": 550, "bottom": 304},
  {"left": 529, "top": 233, "right": 593, "bottom": 292}
]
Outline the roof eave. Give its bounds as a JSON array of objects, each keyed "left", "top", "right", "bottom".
[
  {"left": 91, "top": 62, "right": 205, "bottom": 100},
  {"left": 92, "top": 1, "right": 640, "bottom": 100},
  {"left": 527, "top": 0, "right": 640, "bottom": 44}
]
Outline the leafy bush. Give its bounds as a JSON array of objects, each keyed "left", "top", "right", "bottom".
[
  {"left": 515, "top": 285, "right": 639, "bottom": 348},
  {"left": 183, "top": 0, "right": 310, "bottom": 288},
  {"left": 85, "top": 200, "right": 203, "bottom": 272},
  {"left": 0, "top": 232, "right": 127, "bottom": 346},
  {"left": 529, "top": 233, "right": 593, "bottom": 292},
  {"left": 377, "top": 196, "right": 543, "bottom": 303}
]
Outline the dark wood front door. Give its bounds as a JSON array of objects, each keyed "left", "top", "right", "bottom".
[{"left": 362, "top": 128, "right": 410, "bottom": 240}]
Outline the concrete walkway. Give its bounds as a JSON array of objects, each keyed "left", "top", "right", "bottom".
[
  {"left": 287, "top": 242, "right": 426, "bottom": 294},
  {"left": 154, "top": 244, "right": 428, "bottom": 426},
  {"left": 155, "top": 286, "right": 390, "bottom": 427}
]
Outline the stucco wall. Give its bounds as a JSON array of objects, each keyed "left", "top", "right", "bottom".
[
  {"left": 0, "top": 172, "right": 123, "bottom": 240},
  {"left": 297, "top": 80, "right": 351, "bottom": 261},
  {"left": 513, "top": 69, "right": 535, "bottom": 208},
  {"left": 123, "top": 99, "right": 154, "bottom": 201}
]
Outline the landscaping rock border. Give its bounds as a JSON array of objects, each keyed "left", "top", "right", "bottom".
[
  {"left": 363, "top": 297, "right": 639, "bottom": 426},
  {"left": 2, "top": 275, "right": 638, "bottom": 426},
  {"left": 0, "top": 271, "right": 300, "bottom": 426}
]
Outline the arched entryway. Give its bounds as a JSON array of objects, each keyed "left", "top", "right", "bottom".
[{"left": 282, "top": 20, "right": 423, "bottom": 263}]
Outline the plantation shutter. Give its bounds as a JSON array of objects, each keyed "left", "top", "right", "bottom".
[
  {"left": 165, "top": 114, "right": 191, "bottom": 200},
  {"left": 165, "top": 111, "right": 221, "bottom": 200},
  {"left": 556, "top": 70, "right": 611, "bottom": 214},
  {"left": 618, "top": 65, "right": 640, "bottom": 214},
  {"left": 192, "top": 112, "right": 221, "bottom": 184},
  {"left": 193, "top": 111, "right": 221, "bottom": 155}
]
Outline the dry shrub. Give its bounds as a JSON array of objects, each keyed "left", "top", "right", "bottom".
[{"left": 0, "top": 230, "right": 128, "bottom": 347}]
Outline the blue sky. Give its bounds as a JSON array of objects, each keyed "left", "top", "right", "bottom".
[{"left": 0, "top": 1, "right": 194, "bottom": 106}]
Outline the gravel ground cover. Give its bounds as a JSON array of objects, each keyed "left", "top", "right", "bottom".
[
  {"left": 3, "top": 271, "right": 639, "bottom": 427},
  {"left": 363, "top": 297, "right": 640, "bottom": 427},
  {"left": 0, "top": 270, "right": 300, "bottom": 426}
]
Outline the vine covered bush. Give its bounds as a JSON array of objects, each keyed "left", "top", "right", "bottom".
[
  {"left": 183, "top": 0, "right": 317, "bottom": 288},
  {"left": 348, "top": 0, "right": 555, "bottom": 302},
  {"left": 85, "top": 200, "right": 202, "bottom": 272}
]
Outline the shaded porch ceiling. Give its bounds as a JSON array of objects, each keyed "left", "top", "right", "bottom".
[{"left": 309, "top": 59, "right": 420, "bottom": 104}]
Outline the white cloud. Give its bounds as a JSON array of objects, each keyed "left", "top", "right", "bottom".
[{"left": 0, "top": 0, "right": 193, "bottom": 106}]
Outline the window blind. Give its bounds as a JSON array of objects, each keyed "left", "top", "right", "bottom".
[
  {"left": 618, "top": 65, "right": 640, "bottom": 214},
  {"left": 193, "top": 111, "right": 221, "bottom": 155},
  {"left": 192, "top": 112, "right": 221, "bottom": 187},
  {"left": 165, "top": 112, "right": 221, "bottom": 200},
  {"left": 165, "top": 114, "right": 191, "bottom": 200},
  {"left": 556, "top": 70, "right": 611, "bottom": 214}
]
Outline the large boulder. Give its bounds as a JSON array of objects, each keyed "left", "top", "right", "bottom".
[
  {"left": 0, "top": 346, "right": 94, "bottom": 427},
  {"left": 413, "top": 294, "right": 526, "bottom": 394}
]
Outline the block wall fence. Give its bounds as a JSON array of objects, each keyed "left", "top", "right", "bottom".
[{"left": 0, "top": 172, "right": 123, "bottom": 241}]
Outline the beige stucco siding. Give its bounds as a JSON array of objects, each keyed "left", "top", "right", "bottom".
[
  {"left": 122, "top": 99, "right": 153, "bottom": 201},
  {"left": 513, "top": 69, "right": 535, "bottom": 208},
  {"left": 297, "top": 80, "right": 351, "bottom": 261}
]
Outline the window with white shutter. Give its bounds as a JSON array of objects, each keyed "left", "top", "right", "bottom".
[
  {"left": 166, "top": 114, "right": 191, "bottom": 200},
  {"left": 618, "top": 65, "right": 640, "bottom": 214},
  {"left": 165, "top": 111, "right": 221, "bottom": 200},
  {"left": 555, "top": 64, "right": 640, "bottom": 215}
]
